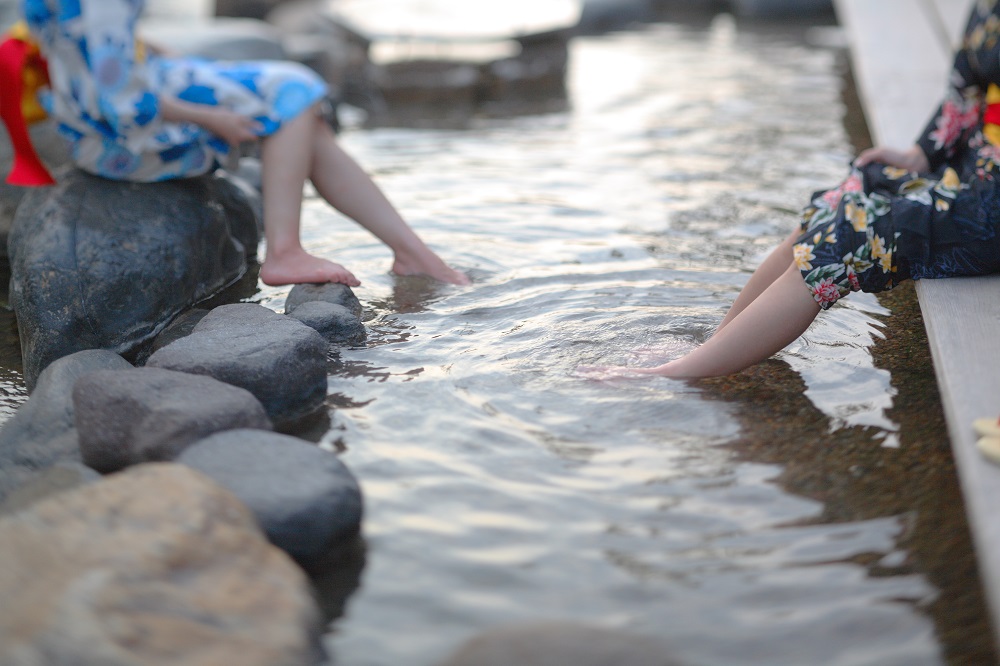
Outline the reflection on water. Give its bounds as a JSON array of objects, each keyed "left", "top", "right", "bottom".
[
  {"left": 255, "top": 13, "right": 994, "bottom": 666},
  {"left": 0, "top": 6, "right": 992, "bottom": 666}
]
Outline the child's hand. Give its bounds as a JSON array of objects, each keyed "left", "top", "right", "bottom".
[
  {"left": 196, "top": 108, "right": 263, "bottom": 146},
  {"left": 853, "top": 144, "right": 929, "bottom": 173}
]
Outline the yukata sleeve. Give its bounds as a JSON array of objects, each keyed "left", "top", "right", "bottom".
[
  {"left": 79, "top": 0, "right": 160, "bottom": 150},
  {"left": 915, "top": 45, "right": 982, "bottom": 172}
]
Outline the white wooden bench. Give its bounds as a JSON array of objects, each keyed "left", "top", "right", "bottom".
[{"left": 834, "top": 0, "right": 1000, "bottom": 644}]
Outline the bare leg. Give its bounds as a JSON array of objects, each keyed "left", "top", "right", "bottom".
[
  {"left": 308, "top": 119, "right": 470, "bottom": 285},
  {"left": 259, "top": 110, "right": 361, "bottom": 287},
  {"left": 636, "top": 263, "right": 821, "bottom": 378},
  {"left": 716, "top": 231, "right": 800, "bottom": 332}
]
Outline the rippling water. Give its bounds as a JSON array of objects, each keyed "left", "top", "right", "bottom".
[
  {"left": 251, "top": 13, "right": 952, "bottom": 666},
  {"left": 0, "top": 4, "right": 988, "bottom": 665}
]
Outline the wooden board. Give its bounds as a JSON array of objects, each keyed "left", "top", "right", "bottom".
[{"left": 834, "top": 0, "right": 1000, "bottom": 646}]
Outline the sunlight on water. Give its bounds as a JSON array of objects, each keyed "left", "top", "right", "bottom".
[
  {"left": 0, "top": 2, "right": 965, "bottom": 664},
  {"left": 248, "top": 13, "right": 945, "bottom": 666}
]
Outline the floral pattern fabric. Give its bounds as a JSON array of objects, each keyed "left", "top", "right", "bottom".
[
  {"left": 22, "top": 0, "right": 328, "bottom": 181},
  {"left": 796, "top": 0, "right": 1000, "bottom": 309}
]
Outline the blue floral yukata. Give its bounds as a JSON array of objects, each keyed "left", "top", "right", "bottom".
[
  {"left": 21, "top": 0, "right": 328, "bottom": 182},
  {"left": 795, "top": 0, "right": 1000, "bottom": 309}
]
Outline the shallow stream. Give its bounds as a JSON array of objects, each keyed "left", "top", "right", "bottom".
[{"left": 0, "top": 5, "right": 993, "bottom": 666}]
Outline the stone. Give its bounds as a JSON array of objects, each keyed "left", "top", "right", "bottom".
[
  {"left": 177, "top": 429, "right": 363, "bottom": 565},
  {"left": 150, "top": 308, "right": 211, "bottom": 354},
  {"left": 8, "top": 166, "right": 261, "bottom": 390},
  {"left": 146, "top": 303, "right": 329, "bottom": 428},
  {"left": 285, "top": 281, "right": 364, "bottom": 317},
  {"left": 0, "top": 349, "right": 131, "bottom": 501},
  {"left": 0, "top": 462, "right": 100, "bottom": 516},
  {"left": 439, "top": 622, "right": 683, "bottom": 666},
  {"left": 73, "top": 367, "right": 273, "bottom": 474},
  {"left": 141, "top": 16, "right": 288, "bottom": 61},
  {"left": 215, "top": 0, "right": 299, "bottom": 20},
  {"left": 0, "top": 463, "right": 325, "bottom": 666},
  {"left": 267, "top": 3, "right": 375, "bottom": 106},
  {"left": 286, "top": 300, "right": 367, "bottom": 345}
]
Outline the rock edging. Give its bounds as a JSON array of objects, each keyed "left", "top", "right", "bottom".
[{"left": 0, "top": 282, "right": 369, "bottom": 663}]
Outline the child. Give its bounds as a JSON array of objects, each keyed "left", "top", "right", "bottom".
[
  {"left": 597, "top": 2, "right": 1000, "bottom": 379},
  {"left": 20, "top": 0, "right": 470, "bottom": 287}
]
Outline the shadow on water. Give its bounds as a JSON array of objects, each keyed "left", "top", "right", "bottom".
[{"left": 693, "top": 280, "right": 997, "bottom": 664}]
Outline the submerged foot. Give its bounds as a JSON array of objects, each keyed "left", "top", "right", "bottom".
[
  {"left": 392, "top": 254, "right": 471, "bottom": 285},
  {"left": 260, "top": 251, "right": 361, "bottom": 287}
]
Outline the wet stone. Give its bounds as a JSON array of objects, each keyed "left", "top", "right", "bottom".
[
  {"left": 285, "top": 282, "right": 363, "bottom": 318},
  {"left": 0, "top": 463, "right": 325, "bottom": 666},
  {"left": 177, "top": 429, "right": 363, "bottom": 565},
  {"left": 439, "top": 622, "right": 683, "bottom": 666},
  {"left": 0, "top": 462, "right": 101, "bottom": 517},
  {"left": 8, "top": 167, "right": 261, "bottom": 390},
  {"left": 0, "top": 349, "right": 132, "bottom": 502},
  {"left": 146, "top": 303, "right": 328, "bottom": 428},
  {"left": 74, "top": 367, "right": 272, "bottom": 474},
  {"left": 286, "top": 300, "right": 367, "bottom": 345}
]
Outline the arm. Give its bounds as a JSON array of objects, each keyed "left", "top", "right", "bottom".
[{"left": 158, "top": 96, "right": 261, "bottom": 146}]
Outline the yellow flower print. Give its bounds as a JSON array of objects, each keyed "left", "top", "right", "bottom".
[
  {"left": 871, "top": 234, "right": 886, "bottom": 260},
  {"left": 846, "top": 201, "right": 868, "bottom": 232},
  {"left": 882, "top": 166, "right": 909, "bottom": 179},
  {"left": 879, "top": 250, "right": 893, "bottom": 273},
  {"left": 940, "top": 167, "right": 960, "bottom": 191},
  {"left": 871, "top": 234, "right": 893, "bottom": 272},
  {"left": 793, "top": 242, "right": 815, "bottom": 271}
]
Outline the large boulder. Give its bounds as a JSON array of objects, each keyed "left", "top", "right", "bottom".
[
  {"left": 0, "top": 349, "right": 131, "bottom": 502},
  {"left": 146, "top": 303, "right": 329, "bottom": 428},
  {"left": 0, "top": 463, "right": 325, "bottom": 666},
  {"left": 73, "top": 367, "right": 273, "bottom": 473},
  {"left": 9, "top": 166, "right": 261, "bottom": 391},
  {"left": 178, "top": 429, "right": 364, "bottom": 565}
]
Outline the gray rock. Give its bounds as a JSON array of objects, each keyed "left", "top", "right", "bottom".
[
  {"left": 178, "top": 429, "right": 363, "bottom": 564},
  {"left": 147, "top": 303, "right": 329, "bottom": 428},
  {"left": 150, "top": 308, "right": 211, "bottom": 353},
  {"left": 0, "top": 462, "right": 101, "bottom": 516},
  {"left": 0, "top": 463, "right": 326, "bottom": 666},
  {"left": 285, "top": 282, "right": 363, "bottom": 317},
  {"left": 9, "top": 166, "right": 261, "bottom": 390},
  {"left": 74, "top": 367, "right": 272, "bottom": 473},
  {"left": 0, "top": 349, "right": 131, "bottom": 501},
  {"left": 141, "top": 16, "right": 288, "bottom": 60},
  {"left": 439, "top": 622, "right": 684, "bottom": 666},
  {"left": 286, "top": 300, "right": 366, "bottom": 345}
]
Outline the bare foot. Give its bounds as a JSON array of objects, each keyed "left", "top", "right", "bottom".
[
  {"left": 260, "top": 250, "right": 361, "bottom": 287},
  {"left": 392, "top": 253, "right": 471, "bottom": 285}
]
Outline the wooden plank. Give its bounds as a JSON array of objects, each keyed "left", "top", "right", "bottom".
[
  {"left": 834, "top": 0, "right": 1000, "bottom": 647},
  {"left": 916, "top": 277, "right": 1000, "bottom": 608},
  {"left": 929, "top": 0, "right": 974, "bottom": 47},
  {"left": 834, "top": 0, "right": 951, "bottom": 147}
]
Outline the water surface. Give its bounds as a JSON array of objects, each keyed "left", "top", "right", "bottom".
[
  {"left": 245, "top": 14, "right": 981, "bottom": 666},
  {"left": 0, "top": 6, "right": 991, "bottom": 665}
]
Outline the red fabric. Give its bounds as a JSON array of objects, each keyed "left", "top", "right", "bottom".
[
  {"left": 984, "top": 103, "right": 1000, "bottom": 128},
  {"left": 0, "top": 37, "right": 55, "bottom": 186}
]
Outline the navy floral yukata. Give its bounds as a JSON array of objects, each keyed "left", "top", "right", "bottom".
[
  {"left": 796, "top": 0, "right": 1000, "bottom": 308},
  {"left": 22, "top": 0, "right": 328, "bottom": 182}
]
